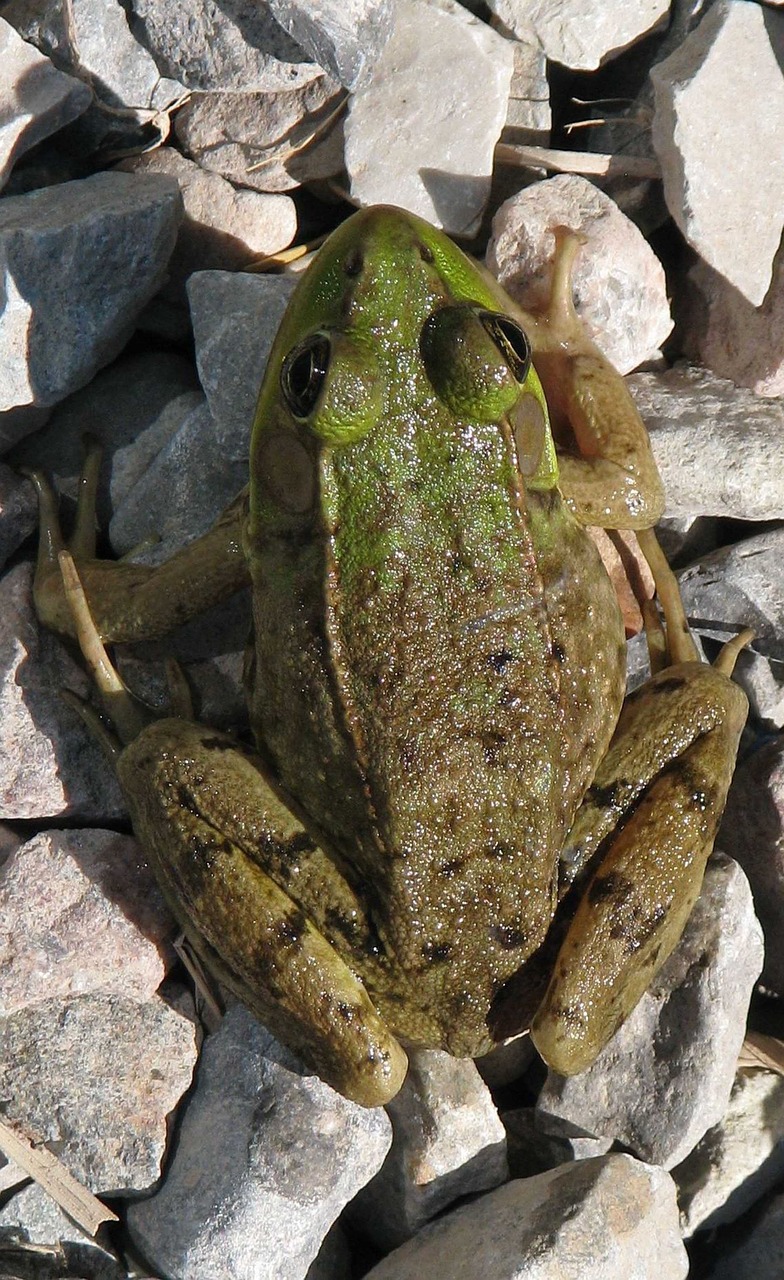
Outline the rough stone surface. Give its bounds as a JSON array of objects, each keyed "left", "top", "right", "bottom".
[
  {"left": 0, "top": 465, "right": 36, "bottom": 573},
  {"left": 687, "top": 242, "right": 784, "bottom": 397},
  {"left": 0, "top": 561, "right": 125, "bottom": 821},
  {"left": 720, "top": 736, "right": 784, "bottom": 993},
  {"left": 266, "top": 0, "right": 394, "bottom": 88},
  {"left": 675, "top": 526, "right": 784, "bottom": 664},
  {"left": 502, "top": 37, "right": 551, "bottom": 143},
  {"left": 488, "top": 0, "right": 670, "bottom": 70},
  {"left": 537, "top": 855, "right": 764, "bottom": 1169},
  {"left": 675, "top": 1069, "right": 784, "bottom": 1235},
  {"left": 174, "top": 73, "right": 344, "bottom": 193},
  {"left": 108, "top": 400, "right": 246, "bottom": 564},
  {"left": 651, "top": 0, "right": 784, "bottom": 306},
  {"left": 0, "top": 828, "right": 173, "bottom": 1018},
  {"left": 0, "top": 171, "right": 182, "bottom": 433},
  {"left": 488, "top": 175, "right": 673, "bottom": 373},
  {"left": 117, "top": 149, "right": 297, "bottom": 284},
  {"left": 363, "top": 1154, "right": 688, "bottom": 1280},
  {"left": 345, "top": 0, "right": 513, "bottom": 235},
  {"left": 0, "top": 991, "right": 197, "bottom": 1192},
  {"left": 188, "top": 269, "right": 298, "bottom": 460},
  {"left": 628, "top": 364, "right": 784, "bottom": 521},
  {"left": 10, "top": 350, "right": 202, "bottom": 529},
  {"left": 126, "top": 1005, "right": 392, "bottom": 1280},
  {"left": 350, "top": 1049, "right": 507, "bottom": 1250},
  {"left": 0, "top": 17, "right": 91, "bottom": 190},
  {"left": 127, "top": 0, "right": 317, "bottom": 92}
]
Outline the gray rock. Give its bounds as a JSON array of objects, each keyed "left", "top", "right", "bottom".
[
  {"left": 537, "top": 856, "right": 763, "bottom": 1169},
  {"left": 188, "top": 269, "right": 298, "bottom": 460},
  {"left": 0, "top": 828, "right": 173, "bottom": 1018},
  {"left": 501, "top": 1107, "right": 611, "bottom": 1179},
  {"left": 488, "top": 175, "right": 673, "bottom": 374},
  {"left": 174, "top": 73, "right": 344, "bottom": 193},
  {"left": 345, "top": 0, "right": 514, "bottom": 235},
  {"left": 0, "top": 465, "right": 36, "bottom": 573},
  {"left": 675, "top": 526, "right": 784, "bottom": 664},
  {"left": 730, "top": 648, "right": 784, "bottom": 732},
  {"left": 0, "top": 991, "right": 197, "bottom": 1192},
  {"left": 475, "top": 1033, "right": 536, "bottom": 1089},
  {"left": 126, "top": 1004, "right": 392, "bottom": 1280},
  {"left": 502, "top": 36, "right": 550, "bottom": 144},
  {"left": 10, "top": 350, "right": 202, "bottom": 530},
  {"left": 628, "top": 364, "right": 784, "bottom": 521},
  {"left": 0, "top": 171, "right": 183, "bottom": 438},
  {"left": 687, "top": 244, "right": 784, "bottom": 397},
  {"left": 117, "top": 149, "right": 298, "bottom": 285},
  {"left": 720, "top": 736, "right": 784, "bottom": 993},
  {"left": 108, "top": 399, "right": 246, "bottom": 563},
  {"left": 350, "top": 1049, "right": 507, "bottom": 1250},
  {"left": 0, "top": 1181, "right": 125, "bottom": 1279},
  {"left": 363, "top": 1154, "right": 688, "bottom": 1280},
  {"left": 487, "top": 0, "right": 670, "bottom": 70},
  {"left": 128, "top": 0, "right": 317, "bottom": 92},
  {"left": 0, "top": 17, "right": 91, "bottom": 190},
  {"left": 0, "top": 561, "right": 125, "bottom": 821},
  {"left": 651, "top": 0, "right": 784, "bottom": 306},
  {"left": 675, "top": 1069, "right": 784, "bottom": 1236},
  {"left": 704, "top": 1185, "right": 784, "bottom": 1279},
  {"left": 266, "top": 0, "right": 394, "bottom": 88}
]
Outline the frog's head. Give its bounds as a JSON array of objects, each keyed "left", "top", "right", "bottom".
[{"left": 247, "top": 205, "right": 558, "bottom": 544}]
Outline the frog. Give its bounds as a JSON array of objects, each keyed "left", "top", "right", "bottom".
[{"left": 27, "top": 205, "right": 751, "bottom": 1108}]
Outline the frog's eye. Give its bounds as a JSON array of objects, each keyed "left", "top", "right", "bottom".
[
  {"left": 476, "top": 312, "right": 532, "bottom": 384},
  {"left": 281, "top": 331, "right": 382, "bottom": 445},
  {"left": 281, "top": 335, "right": 331, "bottom": 418},
  {"left": 420, "top": 304, "right": 532, "bottom": 421}
]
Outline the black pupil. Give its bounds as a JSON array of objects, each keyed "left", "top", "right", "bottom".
[
  {"left": 478, "top": 311, "right": 531, "bottom": 383},
  {"left": 282, "top": 335, "right": 331, "bottom": 417}
]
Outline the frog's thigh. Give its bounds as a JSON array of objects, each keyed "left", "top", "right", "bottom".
[
  {"left": 118, "top": 719, "right": 407, "bottom": 1107},
  {"left": 531, "top": 661, "right": 748, "bottom": 1075}
]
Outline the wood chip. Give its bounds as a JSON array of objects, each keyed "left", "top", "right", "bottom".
[
  {"left": 0, "top": 1115, "right": 118, "bottom": 1237},
  {"left": 738, "top": 1030, "right": 784, "bottom": 1075},
  {"left": 495, "top": 142, "right": 661, "bottom": 179}
]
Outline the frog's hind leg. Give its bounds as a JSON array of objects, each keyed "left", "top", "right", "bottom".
[
  {"left": 58, "top": 550, "right": 408, "bottom": 1108},
  {"left": 531, "top": 529, "right": 751, "bottom": 1075}
]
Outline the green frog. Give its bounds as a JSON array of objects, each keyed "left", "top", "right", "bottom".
[{"left": 28, "top": 207, "right": 750, "bottom": 1107}]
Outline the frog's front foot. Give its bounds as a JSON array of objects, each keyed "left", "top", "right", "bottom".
[{"left": 24, "top": 441, "right": 252, "bottom": 645}]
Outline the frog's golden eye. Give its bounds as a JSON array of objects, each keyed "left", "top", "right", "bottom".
[
  {"left": 477, "top": 312, "right": 531, "bottom": 384},
  {"left": 281, "top": 334, "right": 331, "bottom": 419},
  {"left": 420, "top": 304, "right": 532, "bottom": 422}
]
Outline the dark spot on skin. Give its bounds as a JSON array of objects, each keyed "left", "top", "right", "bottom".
[
  {"left": 423, "top": 941, "right": 453, "bottom": 963},
  {"left": 492, "top": 924, "right": 528, "bottom": 950},
  {"left": 587, "top": 870, "right": 634, "bottom": 907},
  {"left": 545, "top": 999, "right": 585, "bottom": 1032},
  {"left": 488, "top": 648, "right": 515, "bottom": 673},
  {"left": 325, "top": 906, "right": 361, "bottom": 946},
  {"left": 486, "top": 841, "right": 514, "bottom": 860},
  {"left": 652, "top": 675, "right": 687, "bottom": 695},
  {"left": 278, "top": 909, "right": 306, "bottom": 947},
  {"left": 199, "top": 736, "right": 231, "bottom": 752},
  {"left": 552, "top": 643, "right": 566, "bottom": 664},
  {"left": 336, "top": 1000, "right": 354, "bottom": 1022},
  {"left": 586, "top": 780, "right": 626, "bottom": 811},
  {"left": 343, "top": 247, "right": 363, "bottom": 276},
  {"left": 418, "top": 241, "right": 435, "bottom": 263},
  {"left": 176, "top": 785, "right": 201, "bottom": 819},
  {"left": 483, "top": 731, "right": 507, "bottom": 765},
  {"left": 438, "top": 857, "right": 465, "bottom": 880}
]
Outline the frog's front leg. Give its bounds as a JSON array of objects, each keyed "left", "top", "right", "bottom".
[
  {"left": 531, "top": 531, "right": 751, "bottom": 1075},
  {"left": 60, "top": 549, "right": 408, "bottom": 1108},
  {"left": 25, "top": 439, "right": 251, "bottom": 644}
]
